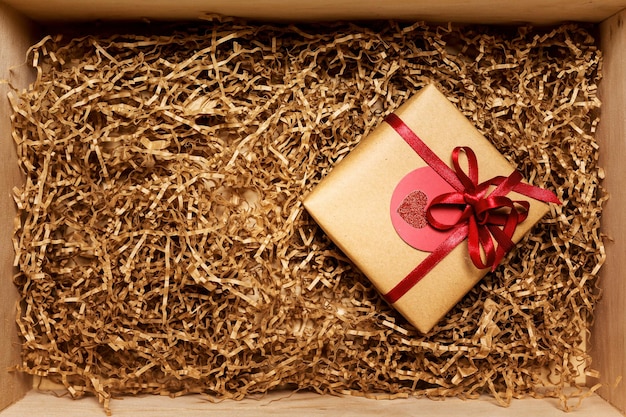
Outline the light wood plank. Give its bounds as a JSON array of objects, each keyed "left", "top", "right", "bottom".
[
  {"left": 593, "top": 9, "right": 626, "bottom": 416},
  {"left": 0, "top": 3, "right": 36, "bottom": 413},
  {"left": 2, "top": 0, "right": 626, "bottom": 24},
  {"left": 0, "top": 391, "right": 623, "bottom": 417}
]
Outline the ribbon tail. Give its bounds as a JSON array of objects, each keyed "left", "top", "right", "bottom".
[
  {"left": 383, "top": 224, "right": 469, "bottom": 304},
  {"left": 512, "top": 182, "right": 562, "bottom": 205},
  {"left": 487, "top": 213, "right": 519, "bottom": 271},
  {"left": 488, "top": 226, "right": 513, "bottom": 271}
]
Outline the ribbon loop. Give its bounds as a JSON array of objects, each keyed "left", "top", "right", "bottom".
[{"left": 452, "top": 146, "right": 479, "bottom": 191}]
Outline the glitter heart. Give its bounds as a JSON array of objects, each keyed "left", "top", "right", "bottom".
[
  {"left": 397, "top": 190, "right": 428, "bottom": 229},
  {"left": 391, "top": 167, "right": 462, "bottom": 252}
]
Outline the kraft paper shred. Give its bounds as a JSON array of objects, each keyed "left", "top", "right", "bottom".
[{"left": 10, "top": 18, "right": 604, "bottom": 415}]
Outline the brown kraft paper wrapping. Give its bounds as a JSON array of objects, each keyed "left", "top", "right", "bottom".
[{"left": 303, "top": 84, "right": 551, "bottom": 334}]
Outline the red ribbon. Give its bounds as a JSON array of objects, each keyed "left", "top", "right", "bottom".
[{"left": 383, "top": 113, "right": 561, "bottom": 304}]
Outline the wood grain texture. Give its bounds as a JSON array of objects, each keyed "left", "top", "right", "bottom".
[
  {"left": 0, "top": 391, "right": 623, "bottom": 417},
  {"left": 0, "top": 3, "right": 35, "bottom": 413},
  {"left": 1, "top": 0, "right": 626, "bottom": 24},
  {"left": 593, "top": 9, "right": 626, "bottom": 415}
]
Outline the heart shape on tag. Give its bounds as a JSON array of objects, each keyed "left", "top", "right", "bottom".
[
  {"left": 390, "top": 166, "right": 463, "bottom": 252},
  {"left": 397, "top": 190, "right": 428, "bottom": 229}
]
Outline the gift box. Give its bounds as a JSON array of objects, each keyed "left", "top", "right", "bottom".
[{"left": 303, "top": 84, "right": 559, "bottom": 334}]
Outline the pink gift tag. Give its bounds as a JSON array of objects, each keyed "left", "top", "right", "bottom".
[{"left": 390, "top": 167, "right": 463, "bottom": 252}]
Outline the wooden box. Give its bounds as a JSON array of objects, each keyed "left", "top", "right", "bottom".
[{"left": 0, "top": 1, "right": 625, "bottom": 416}]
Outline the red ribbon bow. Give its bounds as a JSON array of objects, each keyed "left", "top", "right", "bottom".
[{"left": 383, "top": 113, "right": 561, "bottom": 304}]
